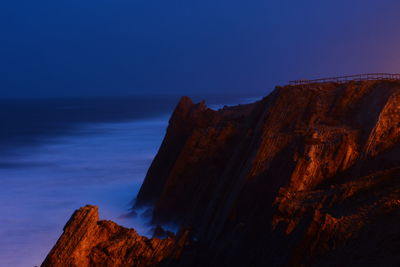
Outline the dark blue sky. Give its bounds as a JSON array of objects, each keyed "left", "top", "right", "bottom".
[{"left": 1, "top": 0, "right": 400, "bottom": 98}]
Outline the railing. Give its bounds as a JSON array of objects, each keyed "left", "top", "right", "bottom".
[{"left": 289, "top": 73, "right": 400, "bottom": 85}]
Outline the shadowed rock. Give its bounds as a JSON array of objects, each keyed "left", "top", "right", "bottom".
[
  {"left": 44, "top": 80, "right": 400, "bottom": 266},
  {"left": 135, "top": 80, "right": 400, "bottom": 266}
]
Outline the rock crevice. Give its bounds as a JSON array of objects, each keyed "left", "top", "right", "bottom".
[{"left": 43, "top": 80, "right": 400, "bottom": 266}]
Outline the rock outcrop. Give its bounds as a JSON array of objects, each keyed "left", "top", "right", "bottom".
[
  {"left": 43, "top": 80, "right": 400, "bottom": 266},
  {"left": 42, "top": 205, "right": 189, "bottom": 267}
]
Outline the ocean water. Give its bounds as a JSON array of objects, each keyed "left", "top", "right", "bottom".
[{"left": 0, "top": 95, "right": 260, "bottom": 266}]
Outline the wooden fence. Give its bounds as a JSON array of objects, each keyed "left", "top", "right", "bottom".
[{"left": 289, "top": 73, "right": 400, "bottom": 85}]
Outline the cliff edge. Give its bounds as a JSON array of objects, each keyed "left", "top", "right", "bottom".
[{"left": 43, "top": 80, "right": 400, "bottom": 266}]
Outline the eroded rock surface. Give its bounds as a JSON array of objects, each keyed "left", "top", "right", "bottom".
[
  {"left": 44, "top": 80, "right": 400, "bottom": 266},
  {"left": 42, "top": 205, "right": 189, "bottom": 267},
  {"left": 136, "top": 80, "right": 400, "bottom": 266}
]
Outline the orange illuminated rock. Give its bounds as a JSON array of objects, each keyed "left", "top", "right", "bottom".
[
  {"left": 43, "top": 80, "right": 400, "bottom": 266},
  {"left": 136, "top": 80, "right": 400, "bottom": 266},
  {"left": 41, "top": 205, "right": 189, "bottom": 267}
]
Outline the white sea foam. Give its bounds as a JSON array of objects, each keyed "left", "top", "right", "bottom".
[
  {"left": 0, "top": 116, "right": 168, "bottom": 267},
  {"left": 0, "top": 95, "right": 259, "bottom": 267}
]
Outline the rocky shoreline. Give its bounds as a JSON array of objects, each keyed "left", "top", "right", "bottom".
[{"left": 43, "top": 80, "right": 400, "bottom": 266}]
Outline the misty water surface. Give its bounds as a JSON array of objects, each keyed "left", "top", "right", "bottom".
[{"left": 0, "top": 95, "right": 259, "bottom": 266}]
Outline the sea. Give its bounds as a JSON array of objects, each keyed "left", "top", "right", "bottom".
[{"left": 0, "top": 94, "right": 260, "bottom": 267}]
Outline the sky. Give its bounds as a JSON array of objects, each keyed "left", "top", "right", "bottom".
[{"left": 1, "top": 0, "right": 400, "bottom": 98}]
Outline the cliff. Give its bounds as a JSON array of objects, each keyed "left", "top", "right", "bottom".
[
  {"left": 42, "top": 205, "right": 189, "bottom": 267},
  {"left": 43, "top": 80, "right": 400, "bottom": 266}
]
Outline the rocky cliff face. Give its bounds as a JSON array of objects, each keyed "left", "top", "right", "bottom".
[
  {"left": 42, "top": 205, "right": 189, "bottom": 267},
  {"left": 43, "top": 80, "right": 400, "bottom": 266}
]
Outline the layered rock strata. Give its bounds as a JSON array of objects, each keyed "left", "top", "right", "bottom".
[
  {"left": 44, "top": 80, "right": 400, "bottom": 266},
  {"left": 42, "top": 206, "right": 189, "bottom": 267}
]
